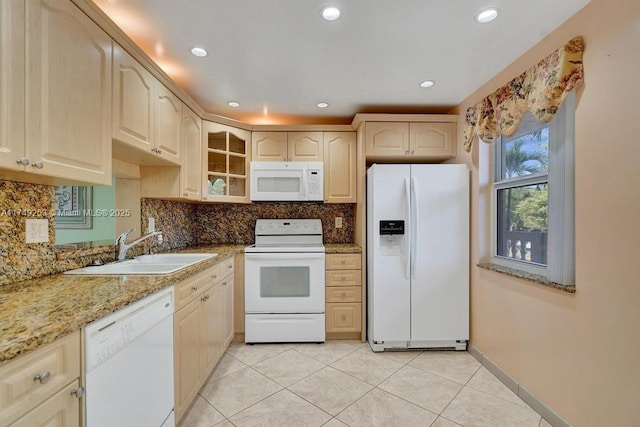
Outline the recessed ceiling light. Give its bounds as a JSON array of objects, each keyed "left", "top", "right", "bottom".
[
  {"left": 190, "top": 47, "right": 207, "bottom": 57},
  {"left": 475, "top": 8, "right": 499, "bottom": 24},
  {"left": 227, "top": 101, "right": 240, "bottom": 108},
  {"left": 420, "top": 80, "right": 435, "bottom": 88},
  {"left": 316, "top": 102, "right": 329, "bottom": 108},
  {"left": 321, "top": 6, "right": 341, "bottom": 21}
]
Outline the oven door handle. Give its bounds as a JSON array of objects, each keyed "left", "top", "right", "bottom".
[{"left": 245, "top": 253, "right": 324, "bottom": 261}]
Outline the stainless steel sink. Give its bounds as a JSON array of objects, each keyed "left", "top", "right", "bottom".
[{"left": 63, "top": 253, "right": 217, "bottom": 275}]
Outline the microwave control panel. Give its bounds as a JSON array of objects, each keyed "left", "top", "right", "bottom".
[{"left": 308, "top": 170, "right": 321, "bottom": 195}]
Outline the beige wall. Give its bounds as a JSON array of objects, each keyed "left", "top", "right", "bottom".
[{"left": 449, "top": 0, "right": 640, "bottom": 425}]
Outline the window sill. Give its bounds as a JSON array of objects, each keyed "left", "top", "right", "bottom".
[{"left": 477, "top": 263, "right": 576, "bottom": 294}]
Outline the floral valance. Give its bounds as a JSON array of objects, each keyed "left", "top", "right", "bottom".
[{"left": 464, "top": 36, "right": 585, "bottom": 152}]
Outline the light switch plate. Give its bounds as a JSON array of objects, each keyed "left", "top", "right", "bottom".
[
  {"left": 335, "top": 217, "right": 343, "bottom": 228},
  {"left": 148, "top": 217, "right": 155, "bottom": 233},
  {"left": 26, "top": 219, "right": 49, "bottom": 243}
]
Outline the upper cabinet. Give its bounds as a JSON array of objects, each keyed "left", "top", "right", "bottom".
[
  {"left": 153, "top": 83, "right": 182, "bottom": 164},
  {"left": 203, "top": 122, "right": 250, "bottom": 203},
  {"left": 0, "top": 1, "right": 25, "bottom": 174},
  {"left": 324, "top": 132, "right": 356, "bottom": 203},
  {"left": 252, "top": 132, "right": 323, "bottom": 162},
  {"left": 112, "top": 43, "right": 182, "bottom": 166},
  {"left": 181, "top": 107, "right": 202, "bottom": 200},
  {"left": 0, "top": 0, "right": 112, "bottom": 185},
  {"left": 112, "top": 44, "right": 154, "bottom": 152},
  {"left": 362, "top": 116, "right": 457, "bottom": 162}
]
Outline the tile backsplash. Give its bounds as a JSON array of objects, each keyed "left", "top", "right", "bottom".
[
  {"left": 141, "top": 199, "right": 354, "bottom": 247},
  {"left": 195, "top": 202, "right": 355, "bottom": 245}
]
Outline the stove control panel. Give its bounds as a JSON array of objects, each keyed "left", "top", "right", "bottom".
[{"left": 255, "top": 219, "right": 323, "bottom": 235}]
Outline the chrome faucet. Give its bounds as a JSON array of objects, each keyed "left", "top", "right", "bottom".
[{"left": 115, "top": 229, "right": 164, "bottom": 261}]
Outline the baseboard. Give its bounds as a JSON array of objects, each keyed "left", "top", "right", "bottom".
[
  {"left": 232, "top": 333, "right": 245, "bottom": 344},
  {"left": 467, "top": 344, "right": 571, "bottom": 427}
]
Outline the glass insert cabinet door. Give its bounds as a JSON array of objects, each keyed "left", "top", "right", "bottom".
[{"left": 202, "top": 121, "right": 251, "bottom": 203}]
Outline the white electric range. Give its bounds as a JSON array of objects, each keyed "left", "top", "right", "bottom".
[{"left": 244, "top": 219, "right": 325, "bottom": 343}]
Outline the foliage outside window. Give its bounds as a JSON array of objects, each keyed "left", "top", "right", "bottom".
[{"left": 492, "top": 93, "right": 575, "bottom": 286}]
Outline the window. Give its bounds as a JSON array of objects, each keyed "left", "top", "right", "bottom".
[{"left": 492, "top": 92, "right": 575, "bottom": 285}]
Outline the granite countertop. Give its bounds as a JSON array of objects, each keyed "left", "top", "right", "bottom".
[
  {"left": 0, "top": 245, "right": 246, "bottom": 365},
  {"left": 324, "top": 244, "right": 362, "bottom": 254}
]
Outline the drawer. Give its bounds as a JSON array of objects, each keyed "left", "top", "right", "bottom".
[
  {"left": 10, "top": 379, "right": 80, "bottom": 427},
  {"left": 0, "top": 332, "right": 80, "bottom": 426},
  {"left": 326, "top": 253, "right": 361, "bottom": 270},
  {"left": 326, "top": 303, "right": 362, "bottom": 333},
  {"left": 217, "top": 257, "right": 234, "bottom": 281},
  {"left": 326, "top": 286, "right": 361, "bottom": 303},
  {"left": 326, "top": 270, "right": 362, "bottom": 286},
  {"left": 175, "top": 265, "right": 219, "bottom": 310}
]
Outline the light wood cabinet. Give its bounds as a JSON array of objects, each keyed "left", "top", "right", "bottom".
[
  {"left": 0, "top": 0, "right": 25, "bottom": 174},
  {"left": 324, "top": 132, "right": 356, "bottom": 203},
  {"left": 180, "top": 106, "right": 202, "bottom": 200},
  {"left": 252, "top": 132, "right": 323, "bottom": 162},
  {"left": 325, "top": 253, "right": 362, "bottom": 338},
  {"left": 0, "top": 332, "right": 81, "bottom": 427},
  {"left": 139, "top": 105, "right": 201, "bottom": 200},
  {"left": 112, "top": 44, "right": 182, "bottom": 166},
  {"left": 2, "top": 0, "right": 113, "bottom": 185},
  {"left": 153, "top": 82, "right": 182, "bottom": 164},
  {"left": 203, "top": 121, "right": 250, "bottom": 203},
  {"left": 112, "top": 43, "right": 154, "bottom": 153},
  {"left": 174, "top": 259, "right": 234, "bottom": 422},
  {"left": 364, "top": 119, "right": 457, "bottom": 162}
]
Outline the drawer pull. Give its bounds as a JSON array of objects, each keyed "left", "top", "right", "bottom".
[
  {"left": 341, "top": 315, "right": 347, "bottom": 321},
  {"left": 340, "top": 260, "right": 346, "bottom": 264},
  {"left": 34, "top": 371, "right": 51, "bottom": 384},
  {"left": 212, "top": 274, "right": 218, "bottom": 279},
  {"left": 71, "top": 386, "right": 85, "bottom": 399},
  {"left": 201, "top": 294, "right": 210, "bottom": 302},
  {"left": 341, "top": 276, "right": 347, "bottom": 281},
  {"left": 227, "top": 264, "right": 232, "bottom": 269},
  {"left": 191, "top": 286, "right": 198, "bottom": 292},
  {"left": 341, "top": 292, "right": 347, "bottom": 297},
  {"left": 222, "top": 281, "right": 227, "bottom": 286}
]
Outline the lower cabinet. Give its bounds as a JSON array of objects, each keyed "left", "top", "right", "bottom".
[
  {"left": 0, "top": 331, "right": 81, "bottom": 427},
  {"left": 174, "top": 258, "right": 234, "bottom": 422},
  {"left": 325, "top": 253, "right": 363, "bottom": 339}
]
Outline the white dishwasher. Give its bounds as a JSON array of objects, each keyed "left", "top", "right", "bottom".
[{"left": 84, "top": 287, "right": 175, "bottom": 427}]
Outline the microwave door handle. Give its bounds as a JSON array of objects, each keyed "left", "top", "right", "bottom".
[{"left": 301, "top": 171, "right": 308, "bottom": 200}]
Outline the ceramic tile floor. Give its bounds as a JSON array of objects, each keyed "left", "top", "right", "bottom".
[{"left": 179, "top": 341, "right": 551, "bottom": 427}]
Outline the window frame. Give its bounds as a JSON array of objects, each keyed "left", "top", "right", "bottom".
[{"left": 491, "top": 92, "right": 575, "bottom": 285}]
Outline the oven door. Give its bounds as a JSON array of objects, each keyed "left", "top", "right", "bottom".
[{"left": 245, "top": 252, "right": 325, "bottom": 313}]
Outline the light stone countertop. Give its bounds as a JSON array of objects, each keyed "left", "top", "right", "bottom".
[{"left": 0, "top": 245, "right": 246, "bottom": 365}]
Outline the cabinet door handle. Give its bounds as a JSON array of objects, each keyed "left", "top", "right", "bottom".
[
  {"left": 183, "top": 193, "right": 188, "bottom": 197},
  {"left": 405, "top": 150, "right": 410, "bottom": 155},
  {"left": 71, "top": 386, "right": 85, "bottom": 399},
  {"left": 31, "top": 161, "right": 44, "bottom": 169},
  {"left": 222, "top": 281, "right": 227, "bottom": 286},
  {"left": 212, "top": 274, "right": 218, "bottom": 279},
  {"left": 341, "top": 315, "right": 347, "bottom": 321},
  {"left": 34, "top": 371, "right": 51, "bottom": 384},
  {"left": 16, "top": 157, "right": 29, "bottom": 166},
  {"left": 157, "top": 149, "right": 163, "bottom": 154},
  {"left": 191, "top": 286, "right": 198, "bottom": 292},
  {"left": 411, "top": 150, "right": 415, "bottom": 155}
]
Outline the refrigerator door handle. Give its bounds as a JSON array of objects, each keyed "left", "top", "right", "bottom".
[
  {"left": 411, "top": 176, "right": 418, "bottom": 279},
  {"left": 404, "top": 177, "right": 411, "bottom": 279}
]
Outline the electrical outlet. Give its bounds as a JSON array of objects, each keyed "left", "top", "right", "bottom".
[
  {"left": 25, "top": 219, "right": 49, "bottom": 243},
  {"left": 148, "top": 217, "right": 155, "bottom": 233},
  {"left": 335, "top": 217, "right": 343, "bottom": 228}
]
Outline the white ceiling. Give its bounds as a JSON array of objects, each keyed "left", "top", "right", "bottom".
[{"left": 94, "top": 0, "right": 591, "bottom": 125}]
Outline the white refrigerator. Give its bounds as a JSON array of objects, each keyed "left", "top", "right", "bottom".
[{"left": 367, "top": 164, "right": 469, "bottom": 352}]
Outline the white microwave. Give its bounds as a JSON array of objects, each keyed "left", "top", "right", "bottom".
[{"left": 250, "top": 162, "right": 323, "bottom": 201}]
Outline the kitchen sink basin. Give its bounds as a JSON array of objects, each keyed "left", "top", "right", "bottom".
[
  {"left": 131, "top": 253, "right": 216, "bottom": 264},
  {"left": 63, "top": 253, "right": 217, "bottom": 275}
]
